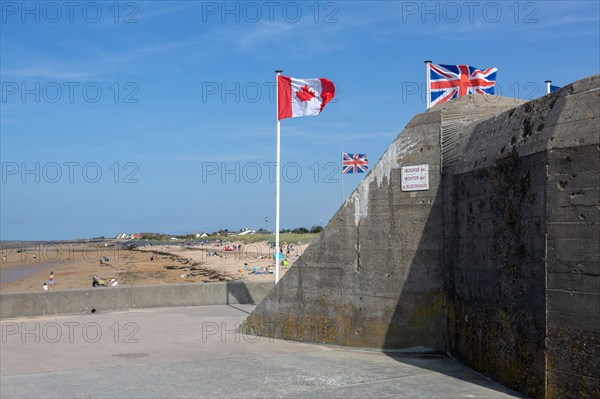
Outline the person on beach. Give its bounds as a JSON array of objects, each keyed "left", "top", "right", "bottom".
[{"left": 48, "top": 271, "right": 55, "bottom": 289}]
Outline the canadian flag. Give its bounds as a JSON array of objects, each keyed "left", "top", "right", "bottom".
[{"left": 277, "top": 75, "right": 335, "bottom": 120}]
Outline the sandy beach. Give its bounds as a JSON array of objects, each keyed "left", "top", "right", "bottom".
[{"left": 0, "top": 240, "right": 308, "bottom": 293}]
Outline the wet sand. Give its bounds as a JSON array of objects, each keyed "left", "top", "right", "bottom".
[{"left": 0, "top": 241, "right": 305, "bottom": 293}]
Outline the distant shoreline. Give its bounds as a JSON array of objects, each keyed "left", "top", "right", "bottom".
[{"left": 0, "top": 239, "right": 116, "bottom": 251}]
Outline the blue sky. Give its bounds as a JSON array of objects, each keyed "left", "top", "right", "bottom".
[{"left": 1, "top": 0, "right": 599, "bottom": 240}]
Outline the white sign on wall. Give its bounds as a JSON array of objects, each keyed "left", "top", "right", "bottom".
[{"left": 401, "top": 164, "right": 429, "bottom": 191}]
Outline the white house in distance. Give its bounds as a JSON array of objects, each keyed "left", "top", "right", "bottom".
[
  {"left": 237, "top": 228, "right": 255, "bottom": 236},
  {"left": 195, "top": 232, "right": 208, "bottom": 238}
]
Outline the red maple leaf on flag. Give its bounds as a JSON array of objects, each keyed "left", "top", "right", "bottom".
[{"left": 296, "top": 85, "right": 316, "bottom": 102}]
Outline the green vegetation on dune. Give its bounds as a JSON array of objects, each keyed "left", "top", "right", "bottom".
[
  {"left": 209, "top": 232, "right": 320, "bottom": 244},
  {"left": 134, "top": 229, "right": 322, "bottom": 245}
]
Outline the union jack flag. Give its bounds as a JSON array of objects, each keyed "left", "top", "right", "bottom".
[
  {"left": 342, "top": 152, "right": 368, "bottom": 174},
  {"left": 429, "top": 63, "right": 497, "bottom": 107}
]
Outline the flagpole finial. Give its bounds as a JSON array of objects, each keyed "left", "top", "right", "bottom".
[
  {"left": 545, "top": 80, "right": 552, "bottom": 83},
  {"left": 424, "top": 60, "right": 432, "bottom": 64},
  {"left": 275, "top": 69, "right": 283, "bottom": 74}
]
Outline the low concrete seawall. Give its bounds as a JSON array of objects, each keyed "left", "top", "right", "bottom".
[{"left": 0, "top": 281, "right": 273, "bottom": 319}]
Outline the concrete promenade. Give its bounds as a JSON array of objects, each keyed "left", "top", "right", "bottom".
[{"left": 1, "top": 305, "right": 526, "bottom": 398}]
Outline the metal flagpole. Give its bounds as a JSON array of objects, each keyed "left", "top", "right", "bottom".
[
  {"left": 545, "top": 80, "right": 552, "bottom": 94},
  {"left": 275, "top": 69, "right": 282, "bottom": 284},
  {"left": 341, "top": 150, "right": 344, "bottom": 204},
  {"left": 425, "top": 60, "right": 432, "bottom": 110}
]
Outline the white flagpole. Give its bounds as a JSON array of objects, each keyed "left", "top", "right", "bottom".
[
  {"left": 340, "top": 150, "right": 344, "bottom": 204},
  {"left": 545, "top": 80, "right": 552, "bottom": 95},
  {"left": 425, "top": 60, "right": 432, "bottom": 110},
  {"left": 275, "top": 69, "right": 282, "bottom": 284}
]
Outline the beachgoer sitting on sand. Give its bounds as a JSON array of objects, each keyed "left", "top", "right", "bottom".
[{"left": 92, "top": 275, "right": 106, "bottom": 287}]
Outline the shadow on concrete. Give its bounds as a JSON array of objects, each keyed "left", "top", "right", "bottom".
[
  {"left": 384, "top": 353, "right": 529, "bottom": 398},
  {"left": 380, "top": 183, "right": 531, "bottom": 398},
  {"left": 225, "top": 281, "right": 258, "bottom": 305},
  {"left": 227, "top": 304, "right": 251, "bottom": 315}
]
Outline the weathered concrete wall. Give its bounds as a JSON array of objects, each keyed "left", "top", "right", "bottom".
[
  {"left": 444, "top": 149, "right": 548, "bottom": 399},
  {"left": 443, "top": 100, "right": 555, "bottom": 399},
  {"left": 247, "top": 110, "right": 446, "bottom": 349},
  {"left": 443, "top": 74, "right": 599, "bottom": 399},
  {"left": 244, "top": 95, "right": 523, "bottom": 350},
  {"left": 245, "top": 74, "right": 599, "bottom": 399},
  {"left": 544, "top": 77, "right": 600, "bottom": 399},
  {"left": 0, "top": 281, "right": 273, "bottom": 319}
]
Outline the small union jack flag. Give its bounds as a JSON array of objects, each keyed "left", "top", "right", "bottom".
[
  {"left": 342, "top": 152, "right": 368, "bottom": 174},
  {"left": 429, "top": 63, "right": 497, "bottom": 107}
]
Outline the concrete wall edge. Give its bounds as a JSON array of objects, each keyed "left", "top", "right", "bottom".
[{"left": 0, "top": 281, "right": 274, "bottom": 319}]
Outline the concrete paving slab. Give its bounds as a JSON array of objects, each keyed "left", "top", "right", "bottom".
[{"left": 0, "top": 305, "right": 527, "bottom": 398}]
